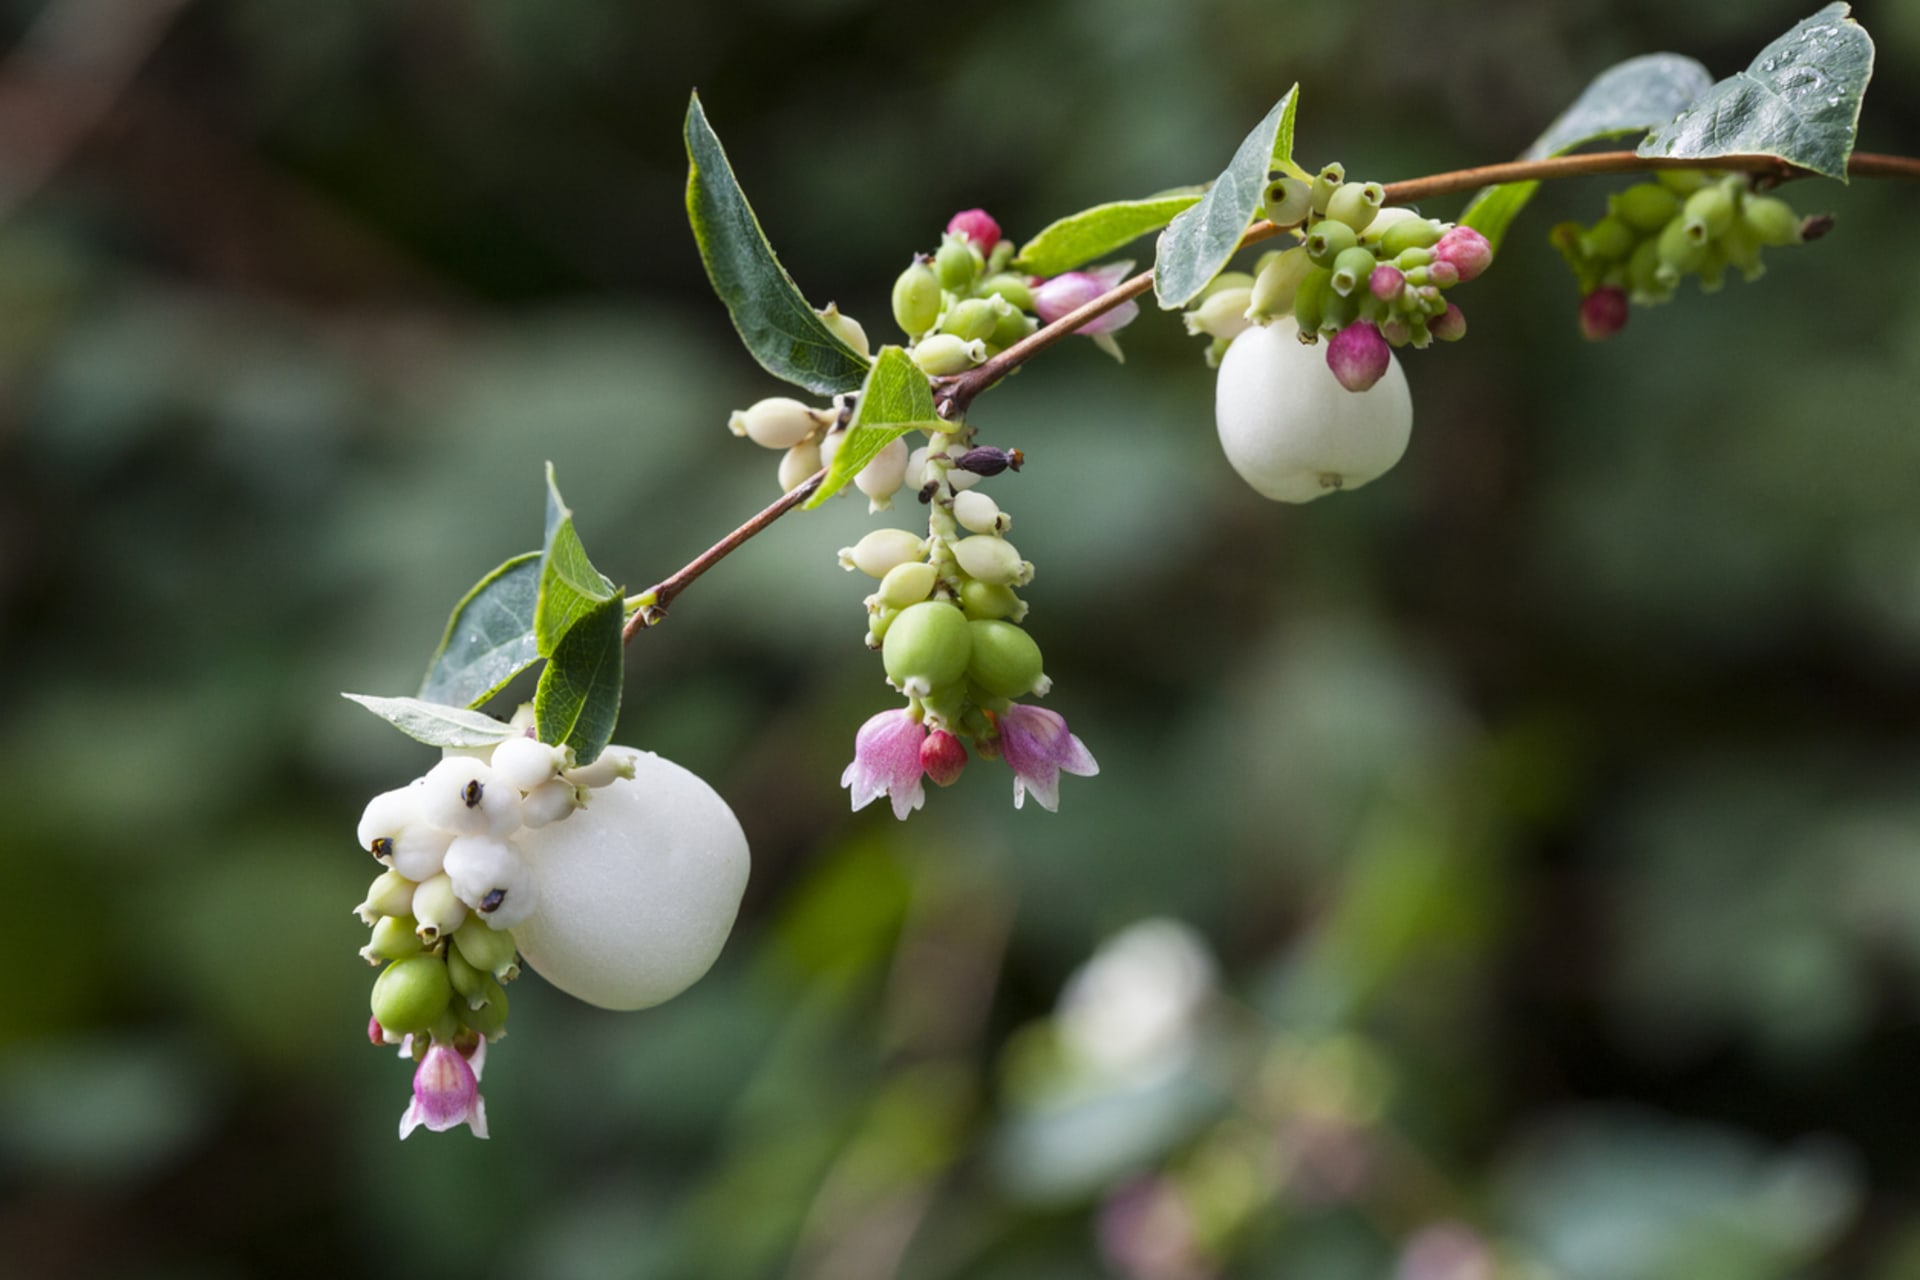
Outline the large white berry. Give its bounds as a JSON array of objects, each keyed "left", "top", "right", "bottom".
[
  {"left": 510, "top": 748, "right": 749, "bottom": 1011},
  {"left": 1214, "top": 315, "right": 1412, "bottom": 503}
]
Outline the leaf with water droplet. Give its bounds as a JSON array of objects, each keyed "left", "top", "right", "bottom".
[
  {"left": 1638, "top": 3, "right": 1874, "bottom": 181},
  {"left": 1463, "top": 53, "right": 1714, "bottom": 251}
]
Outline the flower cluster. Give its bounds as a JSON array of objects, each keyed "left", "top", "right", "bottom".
[
  {"left": 1551, "top": 170, "right": 1827, "bottom": 340},
  {"left": 355, "top": 708, "right": 640, "bottom": 1138}
]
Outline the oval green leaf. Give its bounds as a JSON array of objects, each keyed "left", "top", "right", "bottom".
[
  {"left": 1637, "top": 3, "right": 1873, "bottom": 181},
  {"left": 1462, "top": 53, "right": 1713, "bottom": 252},
  {"left": 686, "top": 93, "right": 871, "bottom": 396},
  {"left": 418, "top": 552, "right": 541, "bottom": 709},
  {"left": 533, "top": 592, "right": 625, "bottom": 767},
  {"left": 534, "top": 462, "right": 618, "bottom": 658},
  {"left": 1012, "top": 191, "right": 1202, "bottom": 277},
  {"left": 805, "top": 346, "right": 941, "bottom": 509},
  {"left": 1153, "top": 86, "right": 1299, "bottom": 310},
  {"left": 342, "top": 693, "right": 519, "bottom": 749}
]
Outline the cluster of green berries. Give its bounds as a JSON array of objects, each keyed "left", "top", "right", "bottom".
[
  {"left": 1553, "top": 170, "right": 1828, "bottom": 340},
  {"left": 1183, "top": 163, "right": 1489, "bottom": 392},
  {"left": 890, "top": 209, "right": 1043, "bottom": 375}
]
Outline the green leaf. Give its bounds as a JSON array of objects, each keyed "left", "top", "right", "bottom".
[
  {"left": 804, "top": 346, "right": 941, "bottom": 510},
  {"left": 417, "top": 552, "right": 542, "bottom": 709},
  {"left": 533, "top": 593, "right": 624, "bottom": 766},
  {"left": 1011, "top": 191, "right": 1203, "bottom": 277},
  {"left": 1153, "top": 87, "right": 1299, "bottom": 310},
  {"left": 342, "top": 693, "right": 519, "bottom": 749},
  {"left": 534, "top": 463, "right": 617, "bottom": 657},
  {"left": 1462, "top": 53, "right": 1713, "bottom": 251},
  {"left": 1638, "top": 3, "right": 1873, "bottom": 181},
  {"left": 685, "top": 93, "right": 871, "bottom": 396}
]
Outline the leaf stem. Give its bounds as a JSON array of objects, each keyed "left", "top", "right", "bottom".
[{"left": 635, "top": 146, "right": 1920, "bottom": 641}]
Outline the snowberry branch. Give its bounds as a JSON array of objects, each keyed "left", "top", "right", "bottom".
[{"left": 630, "top": 146, "right": 1920, "bottom": 645}]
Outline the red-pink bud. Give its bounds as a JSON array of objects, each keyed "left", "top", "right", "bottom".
[
  {"left": 1368, "top": 264, "right": 1405, "bottom": 301},
  {"left": 946, "top": 208, "right": 1001, "bottom": 255},
  {"left": 368, "top": 1015, "right": 387, "bottom": 1046},
  {"left": 1325, "top": 322, "right": 1391, "bottom": 392},
  {"left": 1433, "top": 226, "right": 1492, "bottom": 282},
  {"left": 920, "top": 729, "right": 968, "bottom": 787},
  {"left": 1427, "top": 261, "right": 1460, "bottom": 288},
  {"left": 1431, "top": 303, "right": 1467, "bottom": 342},
  {"left": 1579, "top": 286, "right": 1629, "bottom": 341}
]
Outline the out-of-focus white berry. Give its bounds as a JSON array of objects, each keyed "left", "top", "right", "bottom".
[
  {"left": 817, "top": 302, "right": 870, "bottom": 356},
  {"left": 953, "top": 489, "right": 1008, "bottom": 535},
  {"left": 728, "top": 397, "right": 823, "bottom": 450},
  {"left": 1214, "top": 315, "right": 1411, "bottom": 503},
  {"left": 952, "top": 535, "right": 1031, "bottom": 586},
  {"left": 412, "top": 872, "right": 468, "bottom": 942},
  {"left": 491, "top": 735, "right": 571, "bottom": 791},
  {"left": 906, "top": 445, "right": 933, "bottom": 490},
  {"left": 819, "top": 429, "right": 845, "bottom": 472},
  {"left": 778, "top": 440, "right": 821, "bottom": 493},
  {"left": 389, "top": 824, "right": 454, "bottom": 881},
  {"left": 564, "top": 745, "right": 641, "bottom": 790},
  {"left": 444, "top": 835, "right": 539, "bottom": 928},
  {"left": 420, "top": 758, "right": 521, "bottom": 837},
  {"left": 838, "top": 527, "right": 925, "bottom": 578},
  {"left": 855, "top": 437, "right": 910, "bottom": 512},
  {"left": 522, "top": 779, "right": 584, "bottom": 828},
  {"left": 512, "top": 748, "right": 750, "bottom": 1011}
]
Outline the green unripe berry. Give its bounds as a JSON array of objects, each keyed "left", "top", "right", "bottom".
[
  {"left": 1292, "top": 266, "right": 1333, "bottom": 336},
  {"left": 1614, "top": 183, "right": 1682, "bottom": 233},
  {"left": 1184, "top": 286, "right": 1253, "bottom": 340},
  {"left": 364, "top": 914, "right": 424, "bottom": 963},
  {"left": 1579, "top": 216, "right": 1636, "bottom": 262},
  {"left": 371, "top": 955, "right": 452, "bottom": 1034},
  {"left": 1263, "top": 176, "right": 1313, "bottom": 227},
  {"left": 979, "top": 273, "right": 1034, "bottom": 311},
  {"left": 892, "top": 260, "right": 941, "bottom": 337},
  {"left": 990, "top": 300, "right": 1037, "bottom": 348},
  {"left": 458, "top": 977, "right": 509, "bottom": 1040},
  {"left": 866, "top": 605, "right": 899, "bottom": 647},
  {"left": 1719, "top": 220, "right": 1765, "bottom": 281},
  {"left": 877, "top": 560, "right": 937, "bottom": 609},
  {"left": 960, "top": 579, "right": 1022, "bottom": 620},
  {"left": 1742, "top": 195, "right": 1802, "bottom": 246},
  {"left": 1697, "top": 244, "right": 1728, "bottom": 293},
  {"left": 934, "top": 237, "right": 982, "bottom": 292},
  {"left": 1378, "top": 217, "right": 1443, "bottom": 257},
  {"left": 1682, "top": 185, "right": 1734, "bottom": 242},
  {"left": 1655, "top": 168, "right": 1708, "bottom": 195},
  {"left": 1330, "top": 246, "right": 1377, "bottom": 298},
  {"left": 1325, "top": 182, "right": 1384, "bottom": 234},
  {"left": 941, "top": 297, "right": 998, "bottom": 342},
  {"left": 1305, "top": 219, "right": 1358, "bottom": 268},
  {"left": 452, "top": 916, "right": 518, "bottom": 981},
  {"left": 1655, "top": 214, "right": 1704, "bottom": 284},
  {"left": 1626, "top": 236, "right": 1669, "bottom": 302},
  {"left": 966, "top": 620, "right": 1046, "bottom": 699},
  {"left": 911, "top": 334, "right": 987, "bottom": 376},
  {"left": 1198, "top": 271, "right": 1255, "bottom": 300},
  {"left": 882, "top": 601, "right": 973, "bottom": 696},
  {"left": 1249, "top": 246, "right": 1312, "bottom": 322},
  {"left": 447, "top": 943, "right": 491, "bottom": 1010},
  {"left": 986, "top": 239, "right": 1015, "bottom": 274},
  {"left": 1309, "top": 162, "right": 1345, "bottom": 215}
]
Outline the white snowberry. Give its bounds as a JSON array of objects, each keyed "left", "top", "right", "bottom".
[
  {"left": 511, "top": 748, "right": 750, "bottom": 1011},
  {"left": 443, "top": 835, "right": 540, "bottom": 928},
  {"left": 419, "top": 758, "right": 522, "bottom": 838},
  {"left": 1214, "top": 315, "right": 1412, "bottom": 503},
  {"left": 491, "top": 734, "right": 570, "bottom": 791}
]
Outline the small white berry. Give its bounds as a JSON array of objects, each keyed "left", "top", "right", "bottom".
[
  {"left": 522, "top": 779, "right": 584, "bottom": 828},
  {"left": 419, "top": 758, "right": 521, "bottom": 837},
  {"left": 952, "top": 489, "right": 1008, "bottom": 535},
  {"left": 491, "top": 735, "right": 571, "bottom": 791},
  {"left": 444, "top": 835, "right": 540, "bottom": 928}
]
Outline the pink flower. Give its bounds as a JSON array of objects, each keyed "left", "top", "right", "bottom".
[
  {"left": 399, "top": 1042, "right": 488, "bottom": 1139},
  {"left": 1325, "top": 322, "right": 1390, "bottom": 392},
  {"left": 1433, "top": 226, "right": 1492, "bottom": 283},
  {"left": 997, "top": 704, "right": 1099, "bottom": 811},
  {"left": 841, "top": 708, "right": 927, "bottom": 820},
  {"left": 946, "top": 208, "right": 1001, "bottom": 255},
  {"left": 1032, "top": 261, "right": 1139, "bottom": 336}
]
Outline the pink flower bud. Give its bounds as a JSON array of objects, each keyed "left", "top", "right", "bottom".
[
  {"left": 1579, "top": 286, "right": 1629, "bottom": 341},
  {"left": 368, "top": 1015, "right": 387, "bottom": 1046},
  {"left": 920, "top": 729, "right": 968, "bottom": 787},
  {"left": 946, "top": 208, "right": 1001, "bottom": 255},
  {"left": 1032, "top": 261, "right": 1139, "bottom": 335},
  {"left": 1431, "top": 303, "right": 1467, "bottom": 342},
  {"left": 1368, "top": 264, "right": 1405, "bottom": 301},
  {"left": 1427, "top": 261, "right": 1460, "bottom": 288},
  {"left": 1325, "top": 322, "right": 1391, "bottom": 392},
  {"left": 1432, "top": 226, "right": 1492, "bottom": 282}
]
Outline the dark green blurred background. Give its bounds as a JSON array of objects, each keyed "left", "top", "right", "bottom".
[{"left": 5, "top": 1, "right": 1920, "bottom": 1276}]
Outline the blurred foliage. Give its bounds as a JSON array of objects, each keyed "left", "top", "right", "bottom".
[{"left": 4, "top": 0, "right": 1920, "bottom": 1277}]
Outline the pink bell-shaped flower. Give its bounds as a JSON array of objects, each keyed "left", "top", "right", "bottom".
[
  {"left": 841, "top": 708, "right": 928, "bottom": 821},
  {"left": 996, "top": 704, "right": 1100, "bottom": 812},
  {"left": 399, "top": 1042, "right": 488, "bottom": 1140},
  {"left": 1032, "top": 261, "right": 1139, "bottom": 336}
]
